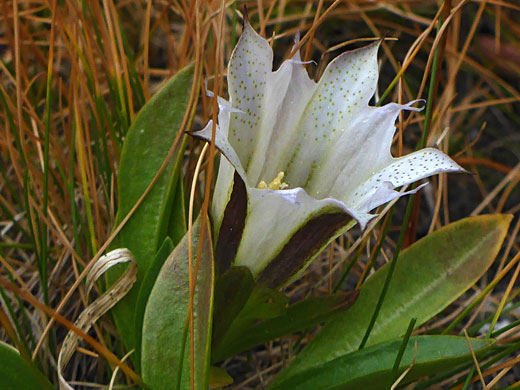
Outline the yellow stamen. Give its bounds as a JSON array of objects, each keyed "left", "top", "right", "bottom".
[{"left": 257, "top": 171, "right": 289, "bottom": 190}]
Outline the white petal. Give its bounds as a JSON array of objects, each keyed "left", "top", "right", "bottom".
[
  {"left": 244, "top": 59, "right": 296, "bottom": 184},
  {"left": 357, "top": 181, "right": 427, "bottom": 213},
  {"left": 233, "top": 187, "right": 373, "bottom": 279},
  {"left": 192, "top": 121, "right": 247, "bottom": 181},
  {"left": 344, "top": 148, "right": 465, "bottom": 211},
  {"left": 254, "top": 58, "right": 318, "bottom": 185},
  {"left": 227, "top": 22, "right": 274, "bottom": 169},
  {"left": 251, "top": 32, "right": 319, "bottom": 184},
  {"left": 212, "top": 157, "right": 236, "bottom": 234},
  {"left": 284, "top": 42, "right": 381, "bottom": 187},
  {"left": 228, "top": 23, "right": 319, "bottom": 186},
  {"left": 191, "top": 122, "right": 247, "bottom": 232},
  {"left": 307, "top": 101, "right": 423, "bottom": 200}
]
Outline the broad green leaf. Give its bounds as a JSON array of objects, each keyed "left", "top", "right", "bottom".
[
  {"left": 213, "top": 291, "right": 358, "bottom": 362},
  {"left": 168, "top": 173, "right": 187, "bottom": 244},
  {"left": 142, "top": 218, "right": 214, "bottom": 390},
  {"left": 107, "top": 64, "right": 194, "bottom": 352},
  {"left": 269, "top": 335, "right": 494, "bottom": 390},
  {"left": 0, "top": 342, "right": 53, "bottom": 390},
  {"left": 279, "top": 214, "right": 511, "bottom": 380},
  {"left": 134, "top": 237, "right": 174, "bottom": 372},
  {"left": 212, "top": 284, "right": 288, "bottom": 360},
  {"left": 233, "top": 285, "right": 288, "bottom": 323},
  {"left": 212, "top": 266, "right": 255, "bottom": 345}
]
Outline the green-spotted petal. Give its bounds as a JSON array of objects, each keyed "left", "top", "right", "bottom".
[{"left": 191, "top": 21, "right": 466, "bottom": 285}]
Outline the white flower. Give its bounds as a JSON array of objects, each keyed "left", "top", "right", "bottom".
[{"left": 194, "top": 22, "right": 464, "bottom": 287}]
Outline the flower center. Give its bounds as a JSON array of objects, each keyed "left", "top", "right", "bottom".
[{"left": 257, "top": 171, "right": 289, "bottom": 190}]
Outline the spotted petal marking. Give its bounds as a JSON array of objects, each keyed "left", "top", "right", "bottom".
[{"left": 193, "top": 22, "right": 466, "bottom": 285}]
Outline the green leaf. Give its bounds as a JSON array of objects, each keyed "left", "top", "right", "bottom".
[
  {"left": 211, "top": 280, "right": 287, "bottom": 362},
  {"left": 142, "top": 217, "right": 214, "bottom": 390},
  {"left": 213, "top": 284, "right": 288, "bottom": 356},
  {"left": 0, "top": 342, "right": 53, "bottom": 390},
  {"left": 107, "top": 64, "right": 194, "bottom": 352},
  {"left": 168, "top": 173, "right": 187, "bottom": 244},
  {"left": 212, "top": 266, "right": 255, "bottom": 345},
  {"left": 278, "top": 214, "right": 511, "bottom": 381},
  {"left": 134, "top": 237, "right": 174, "bottom": 372},
  {"left": 209, "top": 366, "right": 233, "bottom": 389},
  {"left": 269, "top": 335, "right": 494, "bottom": 390},
  {"left": 234, "top": 285, "right": 288, "bottom": 324},
  {"left": 213, "top": 291, "right": 358, "bottom": 362}
]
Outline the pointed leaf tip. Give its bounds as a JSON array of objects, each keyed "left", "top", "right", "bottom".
[{"left": 276, "top": 214, "right": 511, "bottom": 380}]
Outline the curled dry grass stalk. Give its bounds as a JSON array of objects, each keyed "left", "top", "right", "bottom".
[{"left": 0, "top": 0, "right": 519, "bottom": 388}]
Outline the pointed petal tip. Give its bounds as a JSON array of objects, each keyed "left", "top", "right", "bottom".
[
  {"left": 242, "top": 4, "right": 249, "bottom": 24},
  {"left": 288, "top": 30, "right": 305, "bottom": 64},
  {"left": 339, "top": 39, "right": 381, "bottom": 58},
  {"left": 204, "top": 79, "right": 214, "bottom": 98},
  {"left": 382, "top": 99, "right": 426, "bottom": 113},
  {"left": 189, "top": 121, "right": 213, "bottom": 138},
  {"left": 242, "top": 18, "right": 261, "bottom": 40},
  {"left": 431, "top": 151, "right": 467, "bottom": 175},
  {"left": 451, "top": 162, "right": 469, "bottom": 175},
  {"left": 405, "top": 99, "right": 426, "bottom": 111},
  {"left": 289, "top": 58, "right": 317, "bottom": 66},
  {"left": 218, "top": 97, "right": 244, "bottom": 114},
  {"left": 365, "top": 39, "right": 382, "bottom": 52},
  {"left": 441, "top": 156, "right": 469, "bottom": 175}
]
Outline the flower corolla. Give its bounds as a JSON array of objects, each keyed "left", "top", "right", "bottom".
[{"left": 194, "top": 22, "right": 464, "bottom": 287}]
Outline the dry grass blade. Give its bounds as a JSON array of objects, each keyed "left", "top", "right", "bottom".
[
  {"left": 0, "top": 277, "right": 145, "bottom": 388},
  {"left": 463, "top": 329, "right": 488, "bottom": 390},
  {"left": 58, "top": 249, "right": 137, "bottom": 390}
]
